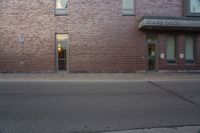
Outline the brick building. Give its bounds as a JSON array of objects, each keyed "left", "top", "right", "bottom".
[{"left": 0, "top": 0, "right": 200, "bottom": 73}]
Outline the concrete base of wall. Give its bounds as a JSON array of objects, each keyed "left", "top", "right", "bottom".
[{"left": 159, "top": 70, "right": 200, "bottom": 73}]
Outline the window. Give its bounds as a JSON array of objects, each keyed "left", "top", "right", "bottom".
[
  {"left": 185, "top": 35, "right": 195, "bottom": 64},
  {"left": 146, "top": 34, "right": 158, "bottom": 42},
  {"left": 56, "top": 34, "right": 68, "bottom": 70},
  {"left": 55, "top": 0, "right": 68, "bottom": 15},
  {"left": 166, "top": 36, "right": 177, "bottom": 64},
  {"left": 185, "top": 0, "right": 200, "bottom": 16},
  {"left": 122, "top": 0, "right": 135, "bottom": 15}
]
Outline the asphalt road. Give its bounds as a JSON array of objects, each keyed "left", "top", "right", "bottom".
[{"left": 0, "top": 80, "right": 200, "bottom": 133}]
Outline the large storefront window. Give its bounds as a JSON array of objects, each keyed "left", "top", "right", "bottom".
[
  {"left": 56, "top": 34, "right": 68, "bottom": 70},
  {"left": 166, "top": 36, "right": 176, "bottom": 64},
  {"left": 185, "top": 35, "right": 195, "bottom": 64}
]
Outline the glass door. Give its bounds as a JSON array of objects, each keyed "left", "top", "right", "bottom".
[
  {"left": 146, "top": 34, "right": 158, "bottom": 71},
  {"left": 148, "top": 44, "right": 156, "bottom": 71},
  {"left": 56, "top": 34, "right": 68, "bottom": 70}
]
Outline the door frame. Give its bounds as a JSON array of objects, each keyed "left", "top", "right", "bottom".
[
  {"left": 145, "top": 41, "right": 159, "bottom": 72},
  {"left": 55, "top": 33, "right": 69, "bottom": 72}
]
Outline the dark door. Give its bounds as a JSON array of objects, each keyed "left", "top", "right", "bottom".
[{"left": 148, "top": 44, "right": 156, "bottom": 71}]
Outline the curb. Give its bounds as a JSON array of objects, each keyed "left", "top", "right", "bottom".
[{"left": 102, "top": 126, "right": 200, "bottom": 133}]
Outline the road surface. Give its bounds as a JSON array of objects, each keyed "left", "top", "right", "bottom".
[{"left": 0, "top": 80, "right": 200, "bottom": 133}]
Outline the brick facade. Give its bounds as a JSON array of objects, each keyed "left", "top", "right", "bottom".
[
  {"left": 158, "top": 34, "right": 200, "bottom": 71},
  {"left": 0, "top": 0, "right": 68, "bottom": 72},
  {"left": 0, "top": 0, "right": 200, "bottom": 73}
]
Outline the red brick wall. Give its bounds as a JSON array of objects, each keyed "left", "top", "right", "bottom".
[
  {"left": 68, "top": 0, "right": 146, "bottom": 72},
  {"left": 158, "top": 34, "right": 200, "bottom": 71},
  {"left": 68, "top": 0, "right": 185, "bottom": 72},
  {"left": 0, "top": 0, "right": 68, "bottom": 72},
  {"left": 0, "top": 0, "right": 199, "bottom": 72}
]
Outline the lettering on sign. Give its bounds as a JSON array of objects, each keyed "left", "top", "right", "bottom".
[{"left": 146, "top": 19, "right": 180, "bottom": 26}]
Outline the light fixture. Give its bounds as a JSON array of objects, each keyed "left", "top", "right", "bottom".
[{"left": 58, "top": 47, "right": 62, "bottom": 52}]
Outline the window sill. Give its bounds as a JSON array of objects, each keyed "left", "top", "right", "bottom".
[
  {"left": 122, "top": 14, "right": 135, "bottom": 16},
  {"left": 186, "top": 12, "right": 200, "bottom": 17},
  {"left": 166, "top": 60, "right": 177, "bottom": 64},
  {"left": 166, "top": 59, "right": 177, "bottom": 66},
  {"left": 185, "top": 62, "right": 196, "bottom": 66},
  {"left": 55, "top": 9, "right": 68, "bottom": 16},
  {"left": 185, "top": 60, "right": 195, "bottom": 63},
  {"left": 166, "top": 63, "right": 177, "bottom": 66},
  {"left": 54, "top": 14, "right": 68, "bottom": 16}
]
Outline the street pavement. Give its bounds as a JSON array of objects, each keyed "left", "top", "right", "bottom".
[{"left": 0, "top": 80, "right": 200, "bottom": 133}]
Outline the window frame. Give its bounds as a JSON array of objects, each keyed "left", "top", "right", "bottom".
[
  {"left": 184, "top": 35, "right": 197, "bottom": 64},
  {"left": 166, "top": 35, "right": 178, "bottom": 65},
  {"left": 54, "top": 0, "right": 68, "bottom": 16},
  {"left": 55, "top": 33, "right": 69, "bottom": 71},
  {"left": 122, "top": 0, "right": 135, "bottom": 16},
  {"left": 185, "top": 0, "right": 200, "bottom": 17}
]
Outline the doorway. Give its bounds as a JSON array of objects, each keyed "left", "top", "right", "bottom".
[
  {"left": 148, "top": 44, "right": 157, "bottom": 71},
  {"left": 56, "top": 34, "right": 68, "bottom": 71}
]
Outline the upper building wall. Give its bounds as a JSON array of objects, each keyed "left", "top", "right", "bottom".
[
  {"left": 137, "top": 0, "right": 183, "bottom": 17},
  {"left": 0, "top": 0, "right": 68, "bottom": 36}
]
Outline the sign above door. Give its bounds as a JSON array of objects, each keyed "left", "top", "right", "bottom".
[{"left": 139, "top": 16, "right": 200, "bottom": 31}]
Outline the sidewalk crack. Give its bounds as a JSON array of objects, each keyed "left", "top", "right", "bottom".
[{"left": 147, "top": 81, "right": 200, "bottom": 109}]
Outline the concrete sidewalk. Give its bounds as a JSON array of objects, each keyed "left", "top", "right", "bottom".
[
  {"left": 103, "top": 126, "right": 200, "bottom": 133},
  {"left": 0, "top": 72, "right": 200, "bottom": 81}
]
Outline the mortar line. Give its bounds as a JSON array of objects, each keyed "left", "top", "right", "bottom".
[{"left": 147, "top": 81, "right": 200, "bottom": 109}]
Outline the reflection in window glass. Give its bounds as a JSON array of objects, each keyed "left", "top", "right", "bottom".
[
  {"left": 56, "top": 0, "right": 68, "bottom": 9},
  {"left": 55, "top": 0, "right": 68, "bottom": 15},
  {"left": 56, "top": 34, "right": 68, "bottom": 70},
  {"left": 190, "top": 0, "right": 200, "bottom": 13},
  {"left": 57, "top": 34, "right": 68, "bottom": 42},
  {"left": 185, "top": 36, "right": 195, "bottom": 63},
  {"left": 122, "top": 0, "right": 135, "bottom": 15},
  {"left": 147, "top": 34, "right": 158, "bottom": 42},
  {"left": 166, "top": 36, "right": 176, "bottom": 64}
]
